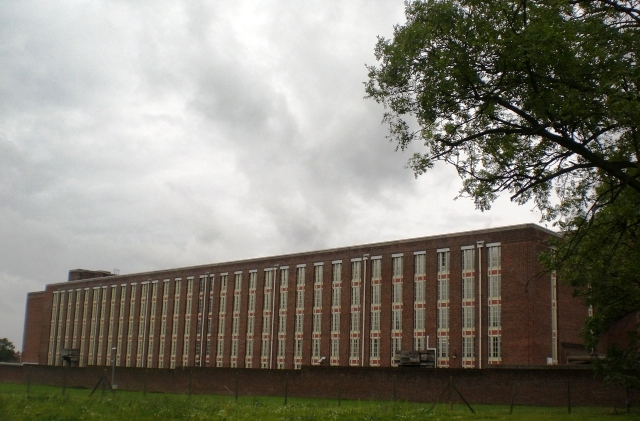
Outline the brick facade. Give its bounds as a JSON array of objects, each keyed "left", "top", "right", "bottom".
[{"left": 22, "top": 224, "right": 588, "bottom": 369}]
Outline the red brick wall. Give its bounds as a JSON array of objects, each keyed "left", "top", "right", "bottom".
[{"left": 1, "top": 365, "right": 636, "bottom": 407}]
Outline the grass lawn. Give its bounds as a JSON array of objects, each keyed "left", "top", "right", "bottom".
[{"left": 0, "top": 382, "right": 637, "bottom": 420}]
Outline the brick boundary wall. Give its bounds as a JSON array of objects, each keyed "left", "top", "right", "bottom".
[{"left": 0, "top": 365, "right": 637, "bottom": 407}]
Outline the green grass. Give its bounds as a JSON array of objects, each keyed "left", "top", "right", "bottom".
[{"left": 0, "top": 382, "right": 637, "bottom": 420}]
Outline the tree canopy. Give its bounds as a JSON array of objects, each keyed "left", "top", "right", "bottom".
[
  {"left": 0, "top": 338, "right": 17, "bottom": 363},
  {"left": 367, "top": 0, "right": 640, "bottom": 383},
  {"left": 366, "top": 0, "right": 640, "bottom": 217}
]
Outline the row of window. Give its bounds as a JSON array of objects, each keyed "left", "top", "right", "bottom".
[{"left": 47, "top": 246, "right": 501, "bottom": 368}]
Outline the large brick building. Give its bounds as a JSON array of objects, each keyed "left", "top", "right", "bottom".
[{"left": 21, "top": 224, "right": 588, "bottom": 369}]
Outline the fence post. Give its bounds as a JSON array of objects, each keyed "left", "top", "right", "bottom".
[
  {"left": 626, "top": 387, "right": 631, "bottom": 413},
  {"left": 62, "top": 366, "right": 67, "bottom": 395},
  {"left": 284, "top": 372, "right": 289, "bottom": 406},
  {"left": 509, "top": 381, "right": 516, "bottom": 414},
  {"left": 567, "top": 379, "right": 571, "bottom": 414},
  {"left": 449, "top": 377, "right": 453, "bottom": 411},
  {"left": 235, "top": 371, "right": 239, "bottom": 403},
  {"left": 26, "top": 365, "right": 31, "bottom": 395},
  {"left": 393, "top": 374, "right": 397, "bottom": 402}
]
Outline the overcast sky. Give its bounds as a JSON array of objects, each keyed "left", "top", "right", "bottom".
[{"left": 0, "top": 1, "right": 544, "bottom": 351}]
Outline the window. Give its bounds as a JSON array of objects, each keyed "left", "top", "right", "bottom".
[
  {"left": 438, "top": 278, "right": 449, "bottom": 301},
  {"left": 392, "top": 282, "right": 402, "bottom": 303},
  {"left": 415, "top": 254, "right": 426, "bottom": 276},
  {"left": 414, "top": 308, "right": 425, "bottom": 330},
  {"left": 331, "top": 338, "right": 339, "bottom": 358},
  {"left": 314, "top": 264, "right": 323, "bottom": 284},
  {"left": 392, "top": 256, "right": 403, "bottom": 277},
  {"left": 437, "top": 307, "right": 449, "bottom": 329},
  {"left": 489, "top": 305, "right": 501, "bottom": 327},
  {"left": 371, "top": 284, "right": 381, "bottom": 305},
  {"left": 332, "top": 262, "right": 342, "bottom": 283},
  {"left": 332, "top": 284, "right": 341, "bottom": 307},
  {"left": 313, "top": 313, "right": 322, "bottom": 332},
  {"left": 351, "top": 285, "right": 360, "bottom": 306},
  {"left": 247, "top": 316, "right": 255, "bottom": 335},
  {"left": 370, "top": 338, "right": 379, "bottom": 358},
  {"left": 414, "top": 337, "right": 425, "bottom": 351},
  {"left": 415, "top": 280, "right": 425, "bottom": 302},
  {"left": 296, "top": 290, "right": 304, "bottom": 308},
  {"left": 392, "top": 309, "right": 402, "bottom": 330},
  {"left": 462, "top": 306, "right": 474, "bottom": 329},
  {"left": 350, "top": 338, "right": 359, "bottom": 358},
  {"left": 392, "top": 337, "right": 402, "bottom": 355},
  {"left": 462, "top": 248, "right": 474, "bottom": 271},
  {"left": 437, "top": 337, "right": 449, "bottom": 358},
  {"left": 331, "top": 313, "right": 340, "bottom": 332},
  {"left": 350, "top": 312, "right": 360, "bottom": 331},
  {"left": 489, "top": 336, "right": 501, "bottom": 359},
  {"left": 371, "top": 311, "right": 380, "bottom": 331},
  {"left": 297, "top": 266, "right": 305, "bottom": 286},
  {"left": 462, "top": 336, "right": 474, "bottom": 358},
  {"left": 314, "top": 289, "right": 322, "bottom": 308},
  {"left": 371, "top": 259, "right": 381, "bottom": 279},
  {"left": 294, "top": 339, "right": 302, "bottom": 358},
  {"left": 312, "top": 338, "right": 320, "bottom": 358},
  {"left": 278, "top": 315, "right": 286, "bottom": 333},
  {"left": 295, "top": 314, "right": 303, "bottom": 333}
]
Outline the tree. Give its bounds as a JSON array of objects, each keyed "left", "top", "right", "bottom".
[
  {"left": 366, "top": 0, "right": 640, "bottom": 382},
  {"left": 366, "top": 0, "right": 640, "bottom": 215},
  {"left": 0, "top": 338, "right": 17, "bottom": 363}
]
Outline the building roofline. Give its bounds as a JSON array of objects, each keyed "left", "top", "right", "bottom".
[{"left": 55, "top": 223, "right": 556, "bottom": 287}]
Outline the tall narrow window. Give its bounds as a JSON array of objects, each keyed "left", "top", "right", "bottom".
[
  {"left": 349, "top": 259, "right": 362, "bottom": 366},
  {"left": 182, "top": 278, "right": 194, "bottom": 367},
  {"left": 88, "top": 287, "right": 101, "bottom": 366},
  {"left": 369, "top": 257, "right": 382, "bottom": 366},
  {"left": 54, "top": 290, "right": 67, "bottom": 366},
  {"left": 391, "top": 254, "right": 403, "bottom": 365},
  {"left": 276, "top": 268, "right": 288, "bottom": 369},
  {"left": 96, "top": 286, "right": 108, "bottom": 366},
  {"left": 137, "top": 282, "right": 150, "bottom": 367},
  {"left": 231, "top": 272, "right": 242, "bottom": 368},
  {"left": 158, "top": 280, "right": 170, "bottom": 368},
  {"left": 64, "top": 289, "right": 75, "bottom": 350},
  {"left": 312, "top": 263, "right": 323, "bottom": 365},
  {"left": 106, "top": 286, "right": 117, "bottom": 366},
  {"left": 330, "top": 261, "right": 341, "bottom": 366},
  {"left": 147, "top": 281, "right": 158, "bottom": 367},
  {"left": 47, "top": 292, "right": 60, "bottom": 366},
  {"left": 217, "top": 274, "right": 228, "bottom": 367},
  {"left": 125, "top": 284, "right": 137, "bottom": 367},
  {"left": 245, "top": 271, "right": 257, "bottom": 368},
  {"left": 205, "top": 275, "right": 215, "bottom": 366},
  {"left": 461, "top": 246, "right": 475, "bottom": 368},
  {"left": 436, "top": 250, "right": 450, "bottom": 367},
  {"left": 79, "top": 288, "right": 91, "bottom": 367},
  {"left": 72, "top": 289, "right": 83, "bottom": 350},
  {"left": 487, "top": 244, "right": 502, "bottom": 364},
  {"left": 115, "top": 286, "right": 126, "bottom": 366},
  {"left": 195, "top": 276, "right": 207, "bottom": 367},
  {"left": 294, "top": 265, "right": 305, "bottom": 369},
  {"left": 414, "top": 252, "right": 426, "bottom": 351},
  {"left": 169, "top": 279, "right": 181, "bottom": 369},
  {"left": 261, "top": 269, "right": 274, "bottom": 368}
]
